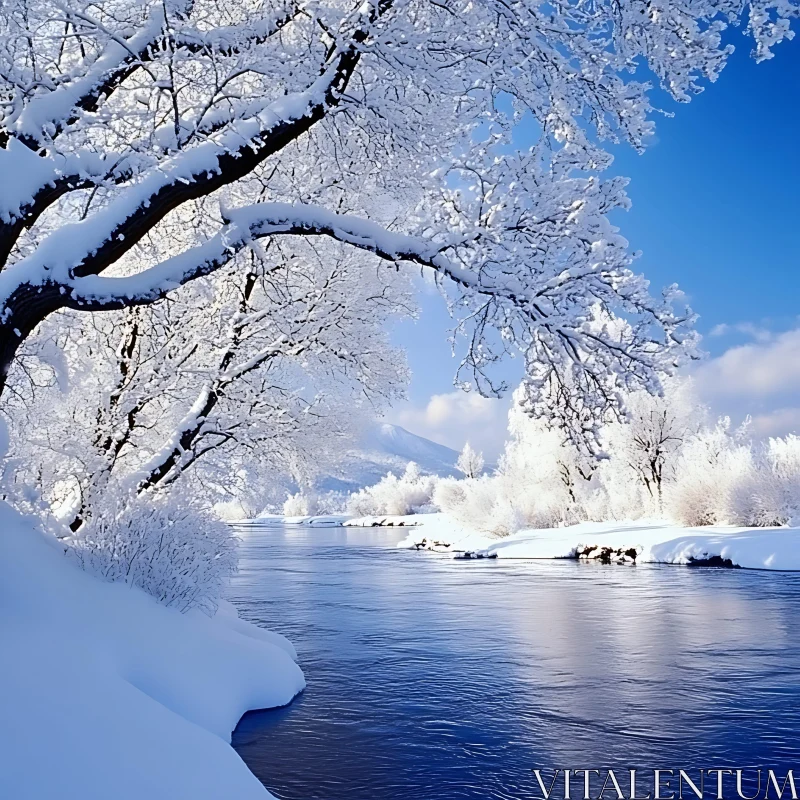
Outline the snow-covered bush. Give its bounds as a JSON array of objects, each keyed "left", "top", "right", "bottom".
[
  {"left": 283, "top": 492, "right": 318, "bottom": 518},
  {"left": 721, "top": 436, "right": 800, "bottom": 528},
  {"left": 434, "top": 476, "right": 495, "bottom": 533},
  {"left": 662, "top": 420, "right": 757, "bottom": 526},
  {"left": 432, "top": 476, "right": 523, "bottom": 536},
  {"left": 346, "top": 462, "right": 438, "bottom": 517},
  {"left": 767, "top": 435, "right": 800, "bottom": 526},
  {"left": 68, "top": 496, "right": 238, "bottom": 615},
  {"left": 728, "top": 467, "right": 789, "bottom": 528}
]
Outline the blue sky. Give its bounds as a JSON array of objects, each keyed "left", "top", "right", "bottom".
[{"left": 388, "top": 30, "right": 800, "bottom": 457}]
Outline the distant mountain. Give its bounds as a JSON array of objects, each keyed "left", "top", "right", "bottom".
[
  {"left": 368, "top": 423, "right": 461, "bottom": 474},
  {"left": 316, "top": 423, "right": 461, "bottom": 493}
]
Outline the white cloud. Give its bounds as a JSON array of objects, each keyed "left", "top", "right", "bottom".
[
  {"left": 709, "top": 321, "right": 774, "bottom": 343},
  {"left": 750, "top": 408, "right": 800, "bottom": 438},
  {"left": 387, "top": 391, "right": 511, "bottom": 460},
  {"left": 694, "top": 327, "right": 800, "bottom": 402},
  {"left": 694, "top": 326, "right": 800, "bottom": 437}
]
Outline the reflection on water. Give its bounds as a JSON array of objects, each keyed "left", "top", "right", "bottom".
[{"left": 229, "top": 525, "right": 800, "bottom": 800}]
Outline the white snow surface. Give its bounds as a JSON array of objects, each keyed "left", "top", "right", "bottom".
[
  {"left": 0, "top": 502, "right": 305, "bottom": 800},
  {"left": 395, "top": 514, "right": 800, "bottom": 570}
]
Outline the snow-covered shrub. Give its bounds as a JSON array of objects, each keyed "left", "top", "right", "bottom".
[
  {"left": 767, "top": 435, "right": 800, "bottom": 525},
  {"left": 725, "top": 436, "right": 800, "bottom": 527},
  {"left": 728, "top": 467, "right": 788, "bottom": 528},
  {"left": 663, "top": 420, "right": 755, "bottom": 526},
  {"left": 346, "top": 488, "right": 382, "bottom": 517},
  {"left": 283, "top": 491, "right": 318, "bottom": 517},
  {"left": 346, "top": 462, "right": 438, "bottom": 517},
  {"left": 69, "top": 496, "right": 238, "bottom": 615},
  {"left": 433, "top": 476, "right": 504, "bottom": 534},
  {"left": 431, "top": 477, "right": 467, "bottom": 518},
  {"left": 433, "top": 471, "right": 578, "bottom": 537}
]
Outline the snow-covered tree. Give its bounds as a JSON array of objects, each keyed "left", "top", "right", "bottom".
[
  {"left": 4, "top": 242, "right": 411, "bottom": 524},
  {"left": 3, "top": 0, "right": 791, "bottom": 442},
  {"left": 432, "top": 380, "right": 800, "bottom": 534},
  {"left": 435, "top": 390, "right": 604, "bottom": 535},
  {"left": 602, "top": 379, "right": 702, "bottom": 507},
  {"left": 456, "top": 442, "right": 484, "bottom": 479}
]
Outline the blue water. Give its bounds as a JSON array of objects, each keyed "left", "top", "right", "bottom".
[{"left": 229, "top": 525, "right": 800, "bottom": 799}]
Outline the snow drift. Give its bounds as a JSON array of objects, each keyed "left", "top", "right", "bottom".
[{"left": 0, "top": 503, "right": 304, "bottom": 800}]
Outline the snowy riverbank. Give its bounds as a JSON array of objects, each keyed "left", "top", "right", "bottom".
[
  {"left": 391, "top": 514, "right": 800, "bottom": 571},
  {"left": 0, "top": 503, "right": 305, "bottom": 800},
  {"left": 236, "top": 511, "right": 800, "bottom": 570}
]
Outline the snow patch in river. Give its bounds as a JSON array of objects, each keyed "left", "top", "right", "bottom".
[{"left": 395, "top": 514, "right": 800, "bottom": 571}]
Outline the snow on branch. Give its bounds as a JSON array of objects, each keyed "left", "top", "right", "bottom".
[
  {"left": 62, "top": 195, "right": 696, "bottom": 450},
  {"left": 0, "top": 0, "right": 793, "bottom": 438},
  {"left": 0, "top": 0, "right": 383, "bottom": 276},
  {"left": 60, "top": 202, "right": 469, "bottom": 306},
  {"left": 3, "top": 3, "right": 300, "bottom": 149}
]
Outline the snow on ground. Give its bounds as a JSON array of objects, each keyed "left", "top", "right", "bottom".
[
  {"left": 394, "top": 514, "right": 800, "bottom": 571},
  {"left": 229, "top": 510, "right": 800, "bottom": 570},
  {"left": 0, "top": 502, "right": 305, "bottom": 800}
]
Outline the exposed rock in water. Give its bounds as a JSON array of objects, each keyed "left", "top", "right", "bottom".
[
  {"left": 687, "top": 554, "right": 740, "bottom": 568},
  {"left": 413, "top": 538, "right": 452, "bottom": 552},
  {"left": 453, "top": 551, "right": 498, "bottom": 560},
  {"left": 349, "top": 516, "right": 422, "bottom": 528},
  {"left": 573, "top": 544, "right": 640, "bottom": 565}
]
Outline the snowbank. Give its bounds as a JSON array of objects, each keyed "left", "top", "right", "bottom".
[
  {"left": 396, "top": 515, "right": 800, "bottom": 571},
  {"left": 0, "top": 503, "right": 305, "bottom": 800}
]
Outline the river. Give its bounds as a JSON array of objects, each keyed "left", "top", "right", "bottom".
[{"left": 229, "top": 524, "right": 800, "bottom": 799}]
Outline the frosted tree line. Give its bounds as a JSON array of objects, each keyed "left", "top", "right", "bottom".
[
  {"left": 433, "top": 380, "right": 800, "bottom": 536},
  {"left": 1, "top": 0, "right": 797, "bottom": 608},
  {"left": 350, "top": 379, "right": 800, "bottom": 533}
]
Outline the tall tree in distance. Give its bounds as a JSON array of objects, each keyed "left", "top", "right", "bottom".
[{"left": 456, "top": 443, "right": 484, "bottom": 480}]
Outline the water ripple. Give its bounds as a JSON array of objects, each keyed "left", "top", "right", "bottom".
[{"left": 230, "top": 525, "right": 800, "bottom": 799}]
